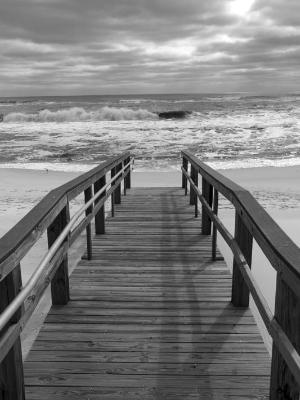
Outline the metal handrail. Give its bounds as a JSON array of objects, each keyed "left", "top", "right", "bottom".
[{"left": 0, "top": 158, "right": 133, "bottom": 332}]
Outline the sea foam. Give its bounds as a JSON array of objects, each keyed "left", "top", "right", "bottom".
[{"left": 3, "top": 106, "right": 158, "bottom": 123}]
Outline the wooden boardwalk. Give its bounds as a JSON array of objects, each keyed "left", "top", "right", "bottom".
[{"left": 24, "top": 187, "right": 271, "bottom": 399}]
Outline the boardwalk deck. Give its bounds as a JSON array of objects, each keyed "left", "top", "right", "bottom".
[{"left": 24, "top": 187, "right": 271, "bottom": 399}]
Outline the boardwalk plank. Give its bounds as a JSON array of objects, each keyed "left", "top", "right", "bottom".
[{"left": 24, "top": 186, "right": 270, "bottom": 399}]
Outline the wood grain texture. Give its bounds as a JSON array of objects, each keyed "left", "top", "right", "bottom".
[
  {"left": 0, "top": 266, "right": 25, "bottom": 400},
  {"left": 24, "top": 187, "right": 270, "bottom": 399},
  {"left": 47, "top": 205, "right": 70, "bottom": 305},
  {"left": 270, "top": 276, "right": 300, "bottom": 399},
  {"left": 231, "top": 212, "right": 253, "bottom": 307},
  {"left": 0, "top": 153, "right": 131, "bottom": 281}
]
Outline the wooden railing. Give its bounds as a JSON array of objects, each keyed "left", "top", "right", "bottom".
[
  {"left": 0, "top": 152, "right": 133, "bottom": 399},
  {"left": 181, "top": 150, "right": 300, "bottom": 399}
]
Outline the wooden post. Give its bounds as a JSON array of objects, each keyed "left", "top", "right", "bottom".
[
  {"left": 94, "top": 175, "right": 106, "bottom": 234},
  {"left": 189, "top": 165, "right": 198, "bottom": 206},
  {"left": 202, "top": 178, "right": 213, "bottom": 235},
  {"left": 182, "top": 157, "right": 188, "bottom": 195},
  {"left": 231, "top": 212, "right": 253, "bottom": 307},
  {"left": 114, "top": 163, "right": 122, "bottom": 205},
  {"left": 125, "top": 156, "right": 131, "bottom": 190},
  {"left": 111, "top": 167, "right": 115, "bottom": 217},
  {"left": 123, "top": 162, "right": 127, "bottom": 196},
  {"left": 47, "top": 205, "right": 70, "bottom": 305},
  {"left": 270, "top": 276, "right": 300, "bottom": 399},
  {"left": 84, "top": 186, "right": 93, "bottom": 260},
  {"left": 0, "top": 266, "right": 25, "bottom": 400},
  {"left": 189, "top": 165, "right": 198, "bottom": 217},
  {"left": 212, "top": 189, "right": 218, "bottom": 261}
]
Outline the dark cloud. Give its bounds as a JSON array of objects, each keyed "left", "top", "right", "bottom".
[{"left": 0, "top": 0, "right": 299, "bottom": 95}]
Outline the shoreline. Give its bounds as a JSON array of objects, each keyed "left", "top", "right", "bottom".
[{"left": 0, "top": 165, "right": 299, "bottom": 357}]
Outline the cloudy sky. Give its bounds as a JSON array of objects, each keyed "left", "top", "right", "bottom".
[{"left": 0, "top": 0, "right": 299, "bottom": 96}]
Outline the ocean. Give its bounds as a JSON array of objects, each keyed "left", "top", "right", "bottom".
[
  {"left": 0, "top": 93, "right": 300, "bottom": 172},
  {"left": 1, "top": 94, "right": 299, "bottom": 355}
]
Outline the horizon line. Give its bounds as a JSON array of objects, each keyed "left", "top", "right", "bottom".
[{"left": 1, "top": 91, "right": 300, "bottom": 99}]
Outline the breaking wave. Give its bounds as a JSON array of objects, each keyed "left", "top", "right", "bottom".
[{"left": 3, "top": 106, "right": 158, "bottom": 123}]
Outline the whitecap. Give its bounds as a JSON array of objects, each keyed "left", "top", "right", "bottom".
[{"left": 3, "top": 106, "right": 158, "bottom": 123}]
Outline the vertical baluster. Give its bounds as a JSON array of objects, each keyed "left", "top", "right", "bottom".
[
  {"left": 182, "top": 157, "right": 188, "bottom": 195},
  {"left": 114, "top": 162, "right": 122, "bottom": 205},
  {"left": 270, "top": 276, "right": 300, "bottom": 399},
  {"left": 190, "top": 164, "right": 198, "bottom": 206},
  {"left": 123, "top": 161, "right": 127, "bottom": 196},
  {"left": 191, "top": 167, "right": 198, "bottom": 217},
  {"left": 0, "top": 265, "right": 25, "bottom": 399},
  {"left": 47, "top": 204, "right": 70, "bottom": 305},
  {"left": 111, "top": 167, "right": 115, "bottom": 217},
  {"left": 94, "top": 175, "right": 106, "bottom": 234},
  {"left": 84, "top": 186, "right": 93, "bottom": 260},
  {"left": 231, "top": 212, "right": 253, "bottom": 307},
  {"left": 125, "top": 156, "right": 131, "bottom": 190},
  {"left": 202, "top": 178, "right": 213, "bottom": 235},
  {"left": 212, "top": 189, "right": 218, "bottom": 261}
]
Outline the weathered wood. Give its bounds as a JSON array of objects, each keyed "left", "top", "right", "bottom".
[
  {"left": 47, "top": 205, "right": 70, "bottom": 305},
  {"left": 123, "top": 161, "right": 127, "bottom": 196},
  {"left": 114, "top": 163, "right": 122, "bottom": 204},
  {"left": 182, "top": 157, "right": 188, "bottom": 195},
  {"left": 111, "top": 168, "right": 115, "bottom": 217},
  {"left": 84, "top": 187, "right": 93, "bottom": 260},
  {"left": 0, "top": 153, "right": 130, "bottom": 281},
  {"left": 0, "top": 243, "right": 68, "bottom": 366},
  {"left": 212, "top": 188, "right": 218, "bottom": 260},
  {"left": 0, "top": 266, "right": 25, "bottom": 400},
  {"left": 94, "top": 175, "right": 106, "bottom": 234},
  {"left": 182, "top": 150, "right": 300, "bottom": 296},
  {"left": 24, "top": 386, "right": 269, "bottom": 400},
  {"left": 201, "top": 177, "right": 213, "bottom": 235},
  {"left": 270, "top": 276, "right": 300, "bottom": 399},
  {"left": 0, "top": 196, "right": 67, "bottom": 283},
  {"left": 25, "top": 360, "right": 270, "bottom": 376},
  {"left": 26, "top": 347, "right": 270, "bottom": 363},
  {"left": 125, "top": 157, "right": 131, "bottom": 189},
  {"left": 189, "top": 164, "right": 197, "bottom": 207},
  {"left": 231, "top": 212, "right": 253, "bottom": 307},
  {"left": 24, "top": 373, "right": 269, "bottom": 388},
  {"left": 24, "top": 187, "right": 270, "bottom": 399}
]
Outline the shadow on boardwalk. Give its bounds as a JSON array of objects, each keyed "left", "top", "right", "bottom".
[{"left": 155, "top": 189, "right": 260, "bottom": 399}]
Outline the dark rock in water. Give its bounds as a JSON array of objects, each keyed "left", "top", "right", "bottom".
[
  {"left": 59, "top": 152, "right": 74, "bottom": 161},
  {"left": 158, "top": 110, "right": 191, "bottom": 119}
]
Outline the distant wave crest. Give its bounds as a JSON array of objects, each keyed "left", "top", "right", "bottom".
[{"left": 3, "top": 106, "right": 158, "bottom": 122}]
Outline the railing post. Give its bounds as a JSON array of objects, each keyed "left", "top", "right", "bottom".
[
  {"left": 0, "top": 266, "right": 25, "bottom": 399},
  {"left": 189, "top": 165, "right": 198, "bottom": 217},
  {"left": 94, "top": 175, "right": 106, "bottom": 234},
  {"left": 212, "top": 189, "right": 218, "bottom": 260},
  {"left": 47, "top": 205, "right": 70, "bottom": 305},
  {"left": 231, "top": 212, "right": 253, "bottom": 307},
  {"left": 189, "top": 165, "right": 198, "bottom": 206},
  {"left": 84, "top": 186, "right": 93, "bottom": 260},
  {"left": 114, "top": 162, "right": 122, "bottom": 205},
  {"left": 111, "top": 167, "right": 115, "bottom": 217},
  {"left": 123, "top": 161, "right": 127, "bottom": 196},
  {"left": 182, "top": 157, "right": 188, "bottom": 195},
  {"left": 202, "top": 178, "right": 213, "bottom": 235},
  {"left": 125, "top": 156, "right": 131, "bottom": 190},
  {"left": 270, "top": 276, "right": 300, "bottom": 399}
]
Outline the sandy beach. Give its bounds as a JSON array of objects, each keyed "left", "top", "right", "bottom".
[{"left": 0, "top": 165, "right": 299, "bottom": 357}]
